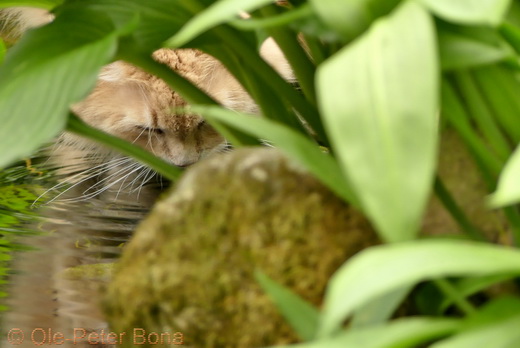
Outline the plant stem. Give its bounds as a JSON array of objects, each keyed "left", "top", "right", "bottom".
[
  {"left": 66, "top": 113, "right": 182, "bottom": 182},
  {"left": 434, "top": 279, "right": 477, "bottom": 316}
]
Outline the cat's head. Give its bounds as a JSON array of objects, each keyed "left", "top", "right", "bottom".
[{"left": 71, "top": 41, "right": 292, "bottom": 167}]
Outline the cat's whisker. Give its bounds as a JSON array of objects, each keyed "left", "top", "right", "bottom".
[
  {"left": 63, "top": 164, "right": 144, "bottom": 203},
  {"left": 83, "top": 160, "right": 141, "bottom": 194},
  {"left": 32, "top": 157, "right": 132, "bottom": 206}
]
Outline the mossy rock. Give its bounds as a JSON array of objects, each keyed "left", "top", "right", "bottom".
[{"left": 103, "top": 148, "right": 378, "bottom": 347}]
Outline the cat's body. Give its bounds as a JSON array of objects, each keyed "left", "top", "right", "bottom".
[{"left": 1, "top": 6, "right": 293, "bottom": 347}]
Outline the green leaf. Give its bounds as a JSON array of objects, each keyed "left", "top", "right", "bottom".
[
  {"left": 431, "top": 314, "right": 520, "bottom": 348},
  {"left": 419, "top": 0, "right": 512, "bottom": 26},
  {"left": 255, "top": 271, "right": 319, "bottom": 342},
  {"left": 165, "top": 0, "right": 274, "bottom": 48},
  {"left": 308, "top": 0, "right": 402, "bottom": 42},
  {"left": 0, "top": 38, "right": 4, "bottom": 63},
  {"left": 438, "top": 29, "right": 513, "bottom": 70},
  {"left": 489, "top": 144, "right": 520, "bottom": 207},
  {"left": 281, "top": 317, "right": 460, "bottom": 348},
  {"left": 317, "top": 1, "right": 438, "bottom": 242},
  {"left": 0, "top": 8, "right": 119, "bottom": 169},
  {"left": 65, "top": 0, "right": 193, "bottom": 51},
  {"left": 0, "top": 0, "right": 62, "bottom": 9},
  {"left": 440, "top": 276, "right": 520, "bottom": 312},
  {"left": 471, "top": 64, "right": 520, "bottom": 144},
  {"left": 318, "top": 239, "right": 520, "bottom": 337},
  {"left": 189, "top": 105, "right": 358, "bottom": 207},
  {"left": 350, "top": 285, "right": 412, "bottom": 328}
]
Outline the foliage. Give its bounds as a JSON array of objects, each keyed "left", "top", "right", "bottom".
[{"left": 2, "top": 0, "right": 520, "bottom": 346}]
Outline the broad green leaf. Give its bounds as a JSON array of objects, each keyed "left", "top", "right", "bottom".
[
  {"left": 164, "top": 0, "right": 274, "bottom": 47},
  {"left": 318, "top": 239, "right": 520, "bottom": 337},
  {"left": 189, "top": 105, "right": 358, "bottom": 206},
  {"left": 439, "top": 30, "right": 513, "bottom": 70},
  {"left": 0, "top": 9, "right": 118, "bottom": 169},
  {"left": 255, "top": 271, "right": 319, "bottom": 342},
  {"left": 308, "top": 0, "right": 402, "bottom": 42},
  {"left": 278, "top": 317, "right": 460, "bottom": 348},
  {"left": 64, "top": 0, "right": 193, "bottom": 51},
  {"left": 0, "top": 0, "right": 62, "bottom": 9},
  {"left": 317, "top": 1, "right": 438, "bottom": 242},
  {"left": 420, "top": 0, "right": 512, "bottom": 26},
  {"left": 489, "top": 144, "right": 520, "bottom": 207},
  {"left": 431, "top": 315, "right": 520, "bottom": 348}
]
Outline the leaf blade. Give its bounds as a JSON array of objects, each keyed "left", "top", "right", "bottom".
[
  {"left": 419, "top": 0, "right": 512, "bottom": 26},
  {"left": 164, "top": 0, "right": 274, "bottom": 48},
  {"left": 319, "top": 239, "right": 520, "bottom": 337},
  {"left": 317, "top": 1, "right": 439, "bottom": 242}
]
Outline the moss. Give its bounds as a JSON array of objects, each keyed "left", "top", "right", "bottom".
[{"left": 103, "top": 148, "right": 378, "bottom": 347}]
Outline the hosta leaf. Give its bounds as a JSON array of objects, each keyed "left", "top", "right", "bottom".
[
  {"left": 419, "top": 0, "right": 512, "bottom": 26},
  {"left": 64, "top": 0, "right": 193, "bottom": 51},
  {"left": 317, "top": 1, "right": 438, "bottom": 242},
  {"left": 308, "top": 0, "right": 402, "bottom": 42},
  {"left": 431, "top": 314, "right": 520, "bottom": 348},
  {"left": 165, "top": 0, "right": 274, "bottom": 48},
  {"left": 489, "top": 144, "right": 520, "bottom": 207},
  {"left": 0, "top": 9, "right": 119, "bottom": 169},
  {"left": 439, "top": 29, "right": 513, "bottom": 70},
  {"left": 318, "top": 239, "right": 520, "bottom": 337},
  {"left": 279, "top": 317, "right": 460, "bottom": 348}
]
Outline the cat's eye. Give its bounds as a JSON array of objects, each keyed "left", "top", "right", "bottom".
[{"left": 136, "top": 126, "right": 165, "bottom": 135}]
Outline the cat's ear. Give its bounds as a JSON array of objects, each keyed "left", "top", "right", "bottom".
[
  {"left": 259, "top": 38, "right": 295, "bottom": 82},
  {"left": 98, "top": 62, "right": 124, "bottom": 82}
]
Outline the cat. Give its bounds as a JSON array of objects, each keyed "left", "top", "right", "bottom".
[
  {"left": 1, "top": 6, "right": 294, "bottom": 347},
  {"left": 2, "top": 6, "right": 294, "bottom": 203}
]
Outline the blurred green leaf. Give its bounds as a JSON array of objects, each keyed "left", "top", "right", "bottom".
[
  {"left": 164, "top": 0, "right": 273, "bottom": 48},
  {"left": 65, "top": 0, "right": 193, "bottom": 51},
  {"left": 471, "top": 64, "right": 520, "bottom": 144},
  {"left": 0, "top": 0, "right": 62, "bottom": 9},
  {"left": 308, "top": 0, "right": 401, "bottom": 42},
  {"left": 318, "top": 239, "right": 520, "bottom": 337},
  {"left": 256, "top": 271, "right": 319, "bottom": 342},
  {"left": 0, "top": 8, "right": 119, "bottom": 169},
  {"left": 440, "top": 275, "right": 519, "bottom": 313},
  {"left": 351, "top": 286, "right": 412, "bottom": 328},
  {"left": 489, "top": 144, "right": 520, "bottom": 207},
  {"left": 189, "top": 105, "right": 358, "bottom": 207},
  {"left": 317, "top": 1, "right": 438, "bottom": 242},
  {"left": 419, "top": 0, "right": 512, "bottom": 26},
  {"left": 0, "top": 38, "right": 4, "bottom": 62},
  {"left": 280, "top": 317, "right": 460, "bottom": 348},
  {"left": 431, "top": 314, "right": 520, "bottom": 348},
  {"left": 439, "top": 29, "right": 513, "bottom": 70}
]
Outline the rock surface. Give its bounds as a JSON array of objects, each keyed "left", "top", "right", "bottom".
[{"left": 103, "top": 148, "right": 378, "bottom": 347}]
